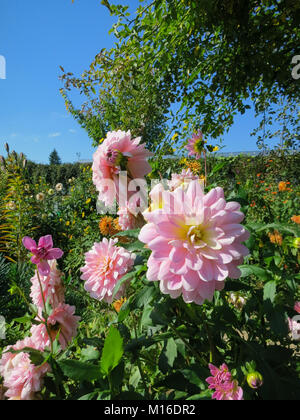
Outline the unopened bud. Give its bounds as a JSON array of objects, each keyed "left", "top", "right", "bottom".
[
  {"left": 247, "top": 372, "right": 263, "bottom": 389},
  {"left": 4, "top": 143, "right": 9, "bottom": 154},
  {"left": 23, "top": 159, "right": 27, "bottom": 168},
  {"left": 293, "top": 238, "right": 300, "bottom": 249}
]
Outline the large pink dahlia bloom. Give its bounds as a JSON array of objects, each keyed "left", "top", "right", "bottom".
[
  {"left": 92, "top": 130, "right": 153, "bottom": 206},
  {"left": 139, "top": 180, "right": 249, "bottom": 305},
  {"left": 80, "top": 238, "right": 135, "bottom": 303},
  {"left": 30, "top": 260, "right": 65, "bottom": 314},
  {"left": 0, "top": 337, "right": 50, "bottom": 400},
  {"left": 206, "top": 363, "right": 244, "bottom": 401},
  {"left": 30, "top": 303, "right": 80, "bottom": 350}
]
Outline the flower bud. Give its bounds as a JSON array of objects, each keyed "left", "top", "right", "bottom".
[
  {"left": 4, "top": 143, "right": 9, "bottom": 154},
  {"left": 293, "top": 238, "right": 300, "bottom": 249},
  {"left": 247, "top": 372, "right": 263, "bottom": 389}
]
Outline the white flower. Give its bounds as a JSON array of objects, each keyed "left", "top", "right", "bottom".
[
  {"left": 36, "top": 193, "right": 45, "bottom": 202},
  {"left": 55, "top": 183, "right": 63, "bottom": 192}
]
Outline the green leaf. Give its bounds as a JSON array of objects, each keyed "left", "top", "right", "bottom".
[
  {"left": 239, "top": 264, "right": 271, "bottom": 281},
  {"left": 80, "top": 346, "right": 101, "bottom": 362},
  {"left": 209, "top": 161, "right": 227, "bottom": 176},
  {"left": 263, "top": 281, "right": 277, "bottom": 303},
  {"left": 165, "top": 338, "right": 178, "bottom": 368},
  {"left": 100, "top": 327, "right": 123, "bottom": 376},
  {"left": 112, "top": 271, "right": 135, "bottom": 300},
  {"left": 114, "top": 229, "right": 140, "bottom": 239},
  {"left": 57, "top": 360, "right": 102, "bottom": 382}
]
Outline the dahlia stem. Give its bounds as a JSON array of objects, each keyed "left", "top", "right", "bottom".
[
  {"left": 36, "top": 270, "right": 54, "bottom": 354},
  {"left": 133, "top": 314, "right": 150, "bottom": 399},
  {"left": 168, "top": 323, "right": 207, "bottom": 366}
]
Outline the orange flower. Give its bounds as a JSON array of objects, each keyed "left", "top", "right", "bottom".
[
  {"left": 291, "top": 215, "right": 300, "bottom": 224},
  {"left": 99, "top": 216, "right": 121, "bottom": 236},
  {"left": 113, "top": 297, "right": 127, "bottom": 313},
  {"left": 271, "top": 191, "right": 277, "bottom": 195},
  {"left": 257, "top": 173, "right": 261, "bottom": 177},
  {"left": 184, "top": 159, "right": 202, "bottom": 175},
  {"left": 268, "top": 230, "right": 283, "bottom": 246},
  {"left": 278, "top": 181, "right": 287, "bottom": 192}
]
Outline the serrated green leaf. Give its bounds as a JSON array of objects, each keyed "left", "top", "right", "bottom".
[
  {"left": 58, "top": 360, "right": 102, "bottom": 382},
  {"left": 100, "top": 327, "right": 123, "bottom": 376}
]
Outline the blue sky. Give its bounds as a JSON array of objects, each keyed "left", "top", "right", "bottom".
[{"left": 0, "top": 0, "right": 279, "bottom": 164}]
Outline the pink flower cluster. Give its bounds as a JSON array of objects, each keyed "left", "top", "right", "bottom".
[
  {"left": 206, "top": 363, "right": 244, "bottom": 400},
  {"left": 80, "top": 238, "right": 135, "bottom": 303},
  {"left": 0, "top": 237, "right": 80, "bottom": 400},
  {"left": 139, "top": 180, "right": 249, "bottom": 305}
]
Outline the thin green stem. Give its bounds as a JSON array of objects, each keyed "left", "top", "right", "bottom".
[{"left": 36, "top": 270, "right": 53, "bottom": 354}]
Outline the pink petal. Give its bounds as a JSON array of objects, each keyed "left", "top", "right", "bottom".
[
  {"left": 46, "top": 248, "right": 64, "bottom": 260},
  {"left": 22, "top": 236, "right": 37, "bottom": 251},
  {"left": 38, "top": 235, "right": 53, "bottom": 250},
  {"left": 37, "top": 260, "right": 51, "bottom": 276}
]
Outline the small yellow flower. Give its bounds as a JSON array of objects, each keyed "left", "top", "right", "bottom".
[
  {"left": 66, "top": 221, "right": 70, "bottom": 226},
  {"left": 171, "top": 133, "right": 179, "bottom": 141},
  {"left": 82, "top": 212, "right": 85, "bottom": 218},
  {"left": 86, "top": 198, "right": 91, "bottom": 204},
  {"left": 213, "top": 146, "right": 219, "bottom": 152}
]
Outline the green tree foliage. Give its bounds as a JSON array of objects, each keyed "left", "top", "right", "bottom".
[
  {"left": 61, "top": 0, "right": 300, "bottom": 148},
  {"left": 49, "top": 149, "right": 62, "bottom": 165}
]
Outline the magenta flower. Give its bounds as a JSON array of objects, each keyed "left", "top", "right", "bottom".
[
  {"left": 206, "top": 363, "right": 244, "bottom": 400},
  {"left": 22, "top": 235, "right": 64, "bottom": 276},
  {"left": 139, "top": 180, "right": 249, "bottom": 305}
]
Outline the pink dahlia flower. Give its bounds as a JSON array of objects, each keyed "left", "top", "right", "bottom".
[
  {"left": 30, "top": 260, "right": 65, "bottom": 314},
  {"left": 288, "top": 317, "right": 300, "bottom": 341},
  {"left": 139, "top": 180, "right": 249, "bottom": 305},
  {"left": 92, "top": 130, "right": 153, "bottom": 206},
  {"left": 186, "top": 130, "right": 205, "bottom": 159},
  {"left": 22, "top": 235, "right": 64, "bottom": 276},
  {"left": 80, "top": 238, "right": 135, "bottom": 303},
  {"left": 294, "top": 302, "right": 300, "bottom": 314},
  {"left": 30, "top": 303, "right": 80, "bottom": 350},
  {"left": 0, "top": 337, "right": 50, "bottom": 400},
  {"left": 168, "top": 169, "right": 201, "bottom": 191},
  {"left": 206, "top": 363, "right": 244, "bottom": 400}
]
